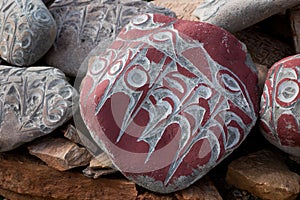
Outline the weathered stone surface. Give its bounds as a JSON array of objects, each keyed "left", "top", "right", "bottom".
[
  {"left": 90, "top": 152, "right": 114, "bottom": 169},
  {"left": 0, "top": 153, "right": 137, "bottom": 200},
  {"left": 137, "top": 177, "right": 222, "bottom": 200},
  {"left": 45, "top": 0, "right": 175, "bottom": 77},
  {"left": 28, "top": 137, "right": 92, "bottom": 171},
  {"left": 226, "top": 150, "right": 300, "bottom": 200},
  {"left": 0, "top": 66, "right": 78, "bottom": 152},
  {"left": 62, "top": 124, "right": 85, "bottom": 146},
  {"left": 152, "top": 0, "right": 203, "bottom": 21},
  {"left": 255, "top": 63, "right": 268, "bottom": 96},
  {"left": 290, "top": 6, "right": 300, "bottom": 53},
  {"left": 83, "top": 167, "right": 118, "bottom": 179},
  {"left": 260, "top": 54, "right": 300, "bottom": 157},
  {"left": 80, "top": 14, "right": 258, "bottom": 193},
  {"left": 0, "top": 0, "right": 56, "bottom": 66},
  {"left": 193, "top": 0, "right": 300, "bottom": 32},
  {"left": 234, "top": 29, "right": 294, "bottom": 68}
]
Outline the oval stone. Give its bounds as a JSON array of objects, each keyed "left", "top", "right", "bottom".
[
  {"left": 0, "top": 0, "right": 57, "bottom": 66},
  {"left": 260, "top": 54, "right": 300, "bottom": 157},
  {"left": 80, "top": 14, "right": 259, "bottom": 193},
  {"left": 0, "top": 66, "right": 78, "bottom": 152}
]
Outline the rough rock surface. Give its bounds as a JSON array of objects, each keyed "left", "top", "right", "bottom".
[
  {"left": 80, "top": 13, "right": 258, "bottom": 193},
  {"left": 234, "top": 29, "right": 293, "bottom": 68},
  {"left": 226, "top": 149, "right": 300, "bottom": 200},
  {"left": 152, "top": 0, "right": 203, "bottom": 21},
  {"left": 0, "top": 153, "right": 137, "bottom": 200},
  {"left": 45, "top": 0, "right": 175, "bottom": 77},
  {"left": 193, "top": 0, "right": 300, "bottom": 32},
  {"left": 260, "top": 54, "right": 300, "bottom": 157},
  {"left": 0, "top": 0, "right": 56, "bottom": 66},
  {"left": 27, "top": 137, "right": 92, "bottom": 171},
  {"left": 0, "top": 66, "right": 78, "bottom": 152},
  {"left": 290, "top": 6, "right": 300, "bottom": 53}
]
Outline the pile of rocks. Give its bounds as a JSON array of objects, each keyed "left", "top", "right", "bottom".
[{"left": 0, "top": 0, "right": 299, "bottom": 199}]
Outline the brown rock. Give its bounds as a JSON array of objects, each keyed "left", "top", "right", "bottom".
[
  {"left": 234, "top": 29, "right": 293, "bottom": 68},
  {"left": 152, "top": 0, "right": 203, "bottom": 21},
  {"left": 136, "top": 176, "right": 222, "bottom": 200},
  {"left": 90, "top": 152, "right": 114, "bottom": 169},
  {"left": 0, "top": 153, "right": 137, "bottom": 200},
  {"left": 290, "top": 5, "right": 300, "bottom": 53},
  {"left": 255, "top": 63, "right": 269, "bottom": 96},
  {"left": 27, "top": 137, "right": 92, "bottom": 171},
  {"left": 226, "top": 149, "right": 300, "bottom": 200},
  {"left": 83, "top": 167, "right": 118, "bottom": 179},
  {"left": 61, "top": 124, "right": 85, "bottom": 146}
]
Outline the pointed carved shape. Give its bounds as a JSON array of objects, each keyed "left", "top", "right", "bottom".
[{"left": 80, "top": 14, "right": 258, "bottom": 193}]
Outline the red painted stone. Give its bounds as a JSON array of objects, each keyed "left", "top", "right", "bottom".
[
  {"left": 80, "top": 14, "right": 258, "bottom": 193},
  {"left": 260, "top": 54, "right": 300, "bottom": 157}
]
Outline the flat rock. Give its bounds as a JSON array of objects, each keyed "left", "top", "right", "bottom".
[
  {"left": 0, "top": 152, "right": 137, "bottom": 200},
  {"left": 193, "top": 0, "right": 300, "bottom": 32},
  {"left": 226, "top": 150, "right": 300, "bottom": 200},
  {"left": 0, "top": 0, "right": 56, "bottom": 66},
  {"left": 62, "top": 124, "right": 85, "bottom": 146},
  {"left": 234, "top": 29, "right": 294, "bottom": 68},
  {"left": 0, "top": 66, "right": 78, "bottom": 152},
  {"left": 152, "top": 0, "right": 203, "bottom": 21},
  {"left": 27, "top": 137, "right": 92, "bottom": 171},
  {"left": 45, "top": 0, "right": 175, "bottom": 77},
  {"left": 80, "top": 14, "right": 259, "bottom": 193},
  {"left": 89, "top": 152, "right": 114, "bottom": 169},
  {"left": 260, "top": 54, "right": 300, "bottom": 157},
  {"left": 137, "top": 177, "right": 222, "bottom": 200}
]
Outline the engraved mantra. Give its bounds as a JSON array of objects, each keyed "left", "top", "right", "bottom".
[
  {"left": 84, "top": 14, "right": 256, "bottom": 184},
  {"left": 0, "top": 0, "right": 54, "bottom": 65}
]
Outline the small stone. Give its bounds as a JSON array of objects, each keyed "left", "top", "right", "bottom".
[
  {"left": 174, "top": 177, "right": 222, "bottom": 200},
  {"left": 260, "top": 54, "right": 300, "bottom": 157},
  {"left": 0, "top": 152, "right": 137, "bottom": 199},
  {"left": 234, "top": 29, "right": 293, "bottom": 68},
  {"left": 62, "top": 124, "right": 85, "bottom": 146},
  {"left": 80, "top": 14, "right": 259, "bottom": 193},
  {"left": 45, "top": 0, "right": 175, "bottom": 77},
  {"left": 90, "top": 152, "right": 115, "bottom": 169},
  {"left": 152, "top": 0, "right": 203, "bottom": 21},
  {"left": 226, "top": 150, "right": 300, "bottom": 200},
  {"left": 290, "top": 5, "right": 300, "bottom": 53},
  {"left": 83, "top": 167, "right": 118, "bottom": 179},
  {"left": 193, "top": 0, "right": 300, "bottom": 32},
  {"left": 28, "top": 137, "right": 93, "bottom": 171},
  {"left": 0, "top": 0, "right": 57, "bottom": 66},
  {"left": 0, "top": 66, "right": 78, "bottom": 152}
]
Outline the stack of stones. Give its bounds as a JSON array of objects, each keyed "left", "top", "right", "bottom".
[{"left": 0, "top": 0, "right": 299, "bottom": 199}]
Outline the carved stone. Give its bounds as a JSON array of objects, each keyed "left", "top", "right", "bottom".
[
  {"left": 234, "top": 29, "right": 293, "bottom": 68},
  {"left": 80, "top": 14, "right": 258, "bottom": 193},
  {"left": 45, "top": 0, "right": 176, "bottom": 77},
  {"left": 260, "top": 54, "right": 300, "bottom": 157},
  {"left": 0, "top": 0, "right": 57, "bottom": 66},
  {"left": 0, "top": 66, "right": 78, "bottom": 152},
  {"left": 193, "top": 0, "right": 300, "bottom": 32},
  {"left": 28, "top": 137, "right": 92, "bottom": 171}
]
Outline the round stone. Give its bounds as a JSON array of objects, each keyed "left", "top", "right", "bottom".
[
  {"left": 260, "top": 54, "right": 300, "bottom": 157},
  {"left": 80, "top": 14, "right": 259, "bottom": 193}
]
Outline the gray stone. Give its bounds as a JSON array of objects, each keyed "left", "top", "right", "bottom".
[
  {"left": 0, "top": 66, "right": 78, "bottom": 152},
  {"left": 45, "top": 0, "right": 176, "bottom": 77},
  {"left": 0, "top": 0, "right": 57, "bottom": 66},
  {"left": 193, "top": 0, "right": 300, "bottom": 32},
  {"left": 28, "top": 137, "right": 92, "bottom": 171}
]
